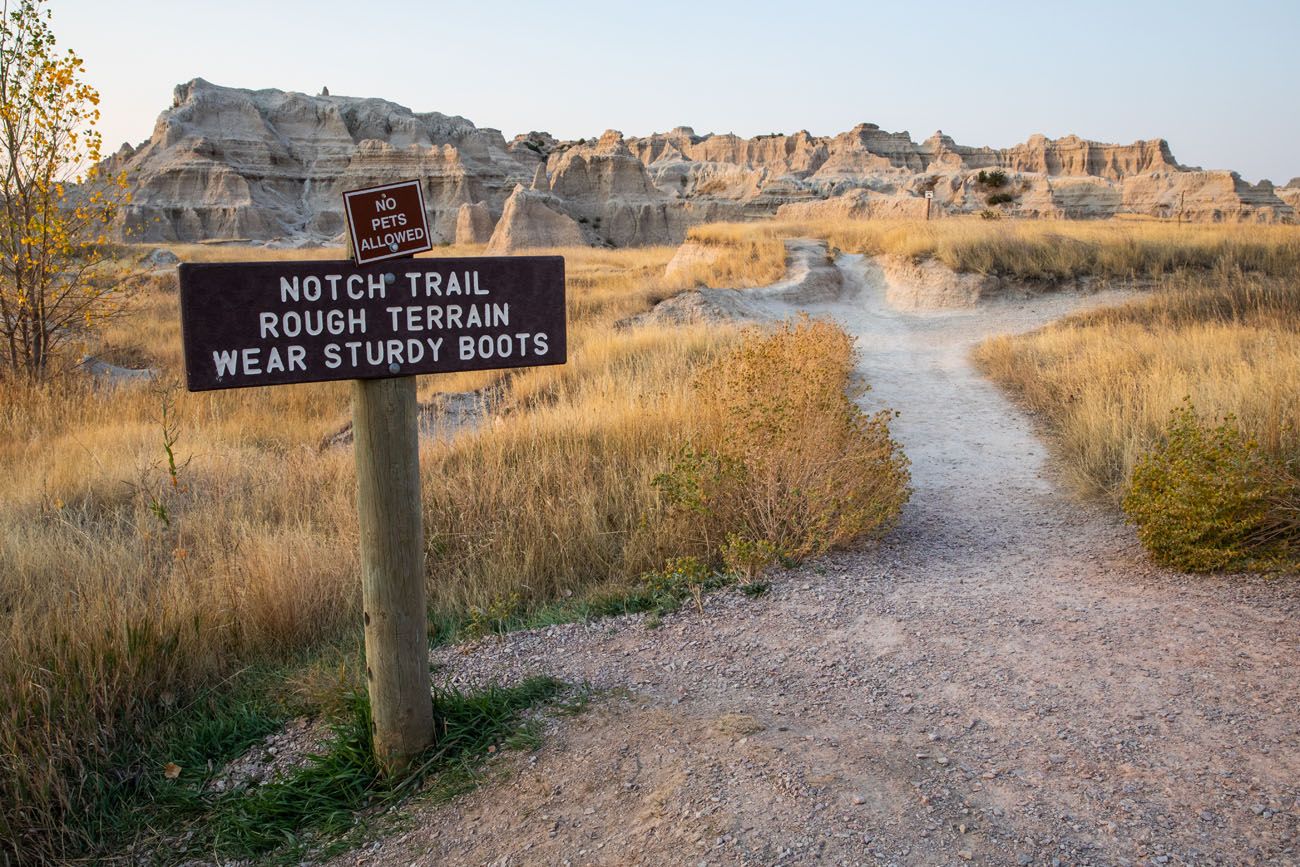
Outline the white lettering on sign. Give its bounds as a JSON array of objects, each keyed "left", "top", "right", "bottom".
[
  {"left": 383, "top": 303, "right": 509, "bottom": 332},
  {"left": 280, "top": 273, "right": 387, "bottom": 303},
  {"left": 342, "top": 179, "right": 435, "bottom": 265},
  {"left": 358, "top": 226, "right": 426, "bottom": 253},
  {"left": 212, "top": 345, "right": 308, "bottom": 377},
  {"left": 457, "top": 333, "right": 549, "bottom": 361},
  {"left": 204, "top": 267, "right": 553, "bottom": 383},
  {"left": 403, "top": 270, "right": 488, "bottom": 297},
  {"left": 259, "top": 308, "right": 367, "bottom": 339}
]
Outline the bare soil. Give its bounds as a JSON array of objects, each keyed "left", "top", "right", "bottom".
[{"left": 332, "top": 251, "right": 1300, "bottom": 867}]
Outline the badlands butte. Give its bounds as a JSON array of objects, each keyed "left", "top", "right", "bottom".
[{"left": 105, "top": 79, "right": 1298, "bottom": 249}]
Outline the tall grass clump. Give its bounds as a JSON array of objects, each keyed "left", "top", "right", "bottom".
[
  {"left": 420, "top": 318, "right": 909, "bottom": 617},
  {"left": 0, "top": 377, "right": 361, "bottom": 863},
  {"left": 975, "top": 269, "right": 1300, "bottom": 571},
  {"left": 975, "top": 272, "right": 1300, "bottom": 498},
  {"left": 670, "top": 224, "right": 788, "bottom": 288}
]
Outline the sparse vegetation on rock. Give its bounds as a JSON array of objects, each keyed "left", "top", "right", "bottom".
[{"left": 975, "top": 169, "right": 1010, "bottom": 188}]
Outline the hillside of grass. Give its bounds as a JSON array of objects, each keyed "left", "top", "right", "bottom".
[
  {"left": 974, "top": 271, "right": 1300, "bottom": 569},
  {"left": 0, "top": 240, "right": 908, "bottom": 861}
]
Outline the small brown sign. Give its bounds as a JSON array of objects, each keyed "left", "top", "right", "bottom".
[
  {"left": 178, "top": 256, "right": 565, "bottom": 391},
  {"left": 343, "top": 179, "right": 433, "bottom": 264}
]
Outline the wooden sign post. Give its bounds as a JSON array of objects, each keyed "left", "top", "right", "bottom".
[
  {"left": 352, "top": 368, "right": 429, "bottom": 769},
  {"left": 178, "top": 181, "right": 565, "bottom": 772},
  {"left": 344, "top": 181, "right": 434, "bottom": 770}
]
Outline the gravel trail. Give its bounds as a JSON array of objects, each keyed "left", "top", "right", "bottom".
[{"left": 337, "top": 250, "right": 1300, "bottom": 867}]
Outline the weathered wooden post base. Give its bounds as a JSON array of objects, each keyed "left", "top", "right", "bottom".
[{"left": 352, "top": 374, "right": 434, "bottom": 771}]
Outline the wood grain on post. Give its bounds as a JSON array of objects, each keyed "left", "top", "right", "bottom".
[
  {"left": 346, "top": 228, "right": 433, "bottom": 773},
  {"left": 353, "top": 374, "right": 433, "bottom": 771}
]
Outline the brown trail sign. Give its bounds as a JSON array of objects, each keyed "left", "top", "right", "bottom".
[
  {"left": 179, "top": 256, "right": 566, "bottom": 391},
  {"left": 179, "top": 186, "right": 566, "bottom": 771}
]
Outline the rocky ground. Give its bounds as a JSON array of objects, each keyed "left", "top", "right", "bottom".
[{"left": 330, "top": 255, "right": 1299, "bottom": 866}]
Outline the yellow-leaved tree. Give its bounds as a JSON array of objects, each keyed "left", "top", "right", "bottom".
[{"left": 0, "top": 0, "right": 128, "bottom": 380}]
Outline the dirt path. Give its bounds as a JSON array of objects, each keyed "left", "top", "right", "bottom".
[{"left": 337, "top": 250, "right": 1300, "bottom": 867}]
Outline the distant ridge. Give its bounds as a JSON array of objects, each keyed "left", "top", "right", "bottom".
[{"left": 103, "top": 79, "right": 1298, "bottom": 248}]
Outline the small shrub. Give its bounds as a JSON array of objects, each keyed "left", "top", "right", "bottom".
[
  {"left": 637, "top": 556, "right": 733, "bottom": 615},
  {"left": 976, "top": 169, "right": 1009, "bottom": 188},
  {"left": 463, "top": 592, "right": 522, "bottom": 640},
  {"left": 661, "top": 319, "right": 910, "bottom": 561},
  {"left": 720, "top": 533, "right": 778, "bottom": 585},
  {"left": 643, "top": 555, "right": 710, "bottom": 598},
  {"left": 979, "top": 209, "right": 1002, "bottom": 221},
  {"left": 986, "top": 192, "right": 1016, "bottom": 206},
  {"left": 1123, "top": 403, "right": 1297, "bottom": 571}
]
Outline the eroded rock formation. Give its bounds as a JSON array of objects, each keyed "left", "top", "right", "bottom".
[
  {"left": 485, "top": 185, "right": 588, "bottom": 253},
  {"left": 454, "top": 202, "right": 495, "bottom": 245},
  {"left": 105, "top": 79, "right": 540, "bottom": 244},
  {"left": 105, "top": 80, "right": 1295, "bottom": 249}
]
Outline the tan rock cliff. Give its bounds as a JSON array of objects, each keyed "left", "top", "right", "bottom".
[{"left": 106, "top": 80, "right": 1295, "bottom": 248}]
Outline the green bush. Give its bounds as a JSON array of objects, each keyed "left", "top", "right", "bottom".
[
  {"left": 1123, "top": 403, "right": 1297, "bottom": 571},
  {"left": 976, "top": 169, "right": 1009, "bottom": 188},
  {"left": 986, "top": 192, "right": 1016, "bottom": 206}
]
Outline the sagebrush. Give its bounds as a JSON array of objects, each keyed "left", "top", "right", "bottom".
[
  {"left": 657, "top": 318, "right": 910, "bottom": 560},
  {"left": 1123, "top": 404, "right": 1298, "bottom": 571}
]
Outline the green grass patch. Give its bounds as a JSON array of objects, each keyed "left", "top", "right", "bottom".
[
  {"left": 167, "top": 677, "right": 565, "bottom": 864},
  {"left": 19, "top": 647, "right": 348, "bottom": 864}
]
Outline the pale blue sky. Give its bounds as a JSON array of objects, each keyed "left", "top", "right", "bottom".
[{"left": 52, "top": 0, "right": 1300, "bottom": 183}]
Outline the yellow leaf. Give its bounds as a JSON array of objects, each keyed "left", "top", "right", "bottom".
[{"left": 163, "top": 762, "right": 182, "bottom": 779}]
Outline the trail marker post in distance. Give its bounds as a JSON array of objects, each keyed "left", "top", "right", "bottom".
[{"left": 178, "top": 180, "right": 566, "bottom": 772}]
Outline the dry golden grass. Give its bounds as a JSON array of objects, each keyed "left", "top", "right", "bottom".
[
  {"left": 685, "top": 218, "right": 1300, "bottom": 285},
  {"left": 13, "top": 216, "right": 1296, "bottom": 856},
  {"left": 974, "top": 273, "right": 1300, "bottom": 501},
  {"left": 671, "top": 225, "right": 787, "bottom": 289},
  {"left": 2, "top": 226, "right": 918, "bottom": 859},
  {"left": 422, "top": 322, "right": 734, "bottom": 613},
  {"left": 0, "top": 241, "right": 718, "bottom": 859},
  {"left": 1, "top": 228, "right": 918, "bottom": 859}
]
